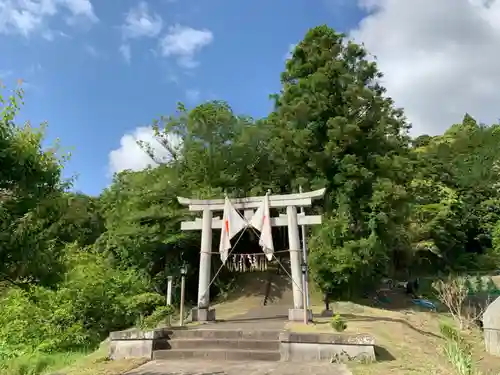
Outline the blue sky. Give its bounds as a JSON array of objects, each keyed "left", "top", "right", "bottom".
[
  {"left": 3, "top": 1, "right": 499, "bottom": 197},
  {"left": 0, "top": 0, "right": 365, "bottom": 196}
]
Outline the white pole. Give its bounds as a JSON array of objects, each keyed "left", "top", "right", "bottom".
[
  {"left": 166, "top": 276, "right": 173, "bottom": 326},
  {"left": 166, "top": 276, "right": 173, "bottom": 306},
  {"left": 179, "top": 272, "right": 186, "bottom": 327},
  {"left": 198, "top": 209, "right": 212, "bottom": 309},
  {"left": 287, "top": 205, "right": 304, "bottom": 309},
  {"left": 299, "top": 186, "right": 310, "bottom": 310}
]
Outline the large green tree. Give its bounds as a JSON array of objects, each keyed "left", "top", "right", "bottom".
[
  {"left": 0, "top": 86, "right": 68, "bottom": 287},
  {"left": 101, "top": 101, "right": 288, "bottom": 301},
  {"left": 411, "top": 114, "right": 500, "bottom": 270},
  {"left": 266, "top": 26, "right": 413, "bottom": 296},
  {"left": 147, "top": 101, "right": 279, "bottom": 197}
]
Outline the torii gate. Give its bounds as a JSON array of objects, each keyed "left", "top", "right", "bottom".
[{"left": 177, "top": 188, "right": 325, "bottom": 322}]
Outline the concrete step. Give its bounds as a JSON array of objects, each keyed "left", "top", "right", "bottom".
[
  {"left": 153, "top": 348, "right": 281, "bottom": 361},
  {"left": 128, "top": 360, "right": 353, "bottom": 375},
  {"left": 154, "top": 338, "right": 280, "bottom": 351},
  {"left": 158, "top": 329, "right": 282, "bottom": 341}
]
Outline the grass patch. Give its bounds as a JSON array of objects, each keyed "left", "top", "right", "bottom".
[
  {"left": 289, "top": 286, "right": 500, "bottom": 375},
  {"left": 0, "top": 342, "right": 148, "bottom": 375},
  {"left": 211, "top": 295, "right": 262, "bottom": 320},
  {"left": 0, "top": 351, "right": 86, "bottom": 375},
  {"left": 463, "top": 329, "right": 500, "bottom": 375},
  {"left": 286, "top": 318, "right": 336, "bottom": 333},
  {"left": 51, "top": 342, "right": 147, "bottom": 375},
  {"left": 209, "top": 271, "right": 283, "bottom": 320},
  {"left": 299, "top": 297, "right": 454, "bottom": 375}
]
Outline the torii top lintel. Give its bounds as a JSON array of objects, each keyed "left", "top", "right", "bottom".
[{"left": 177, "top": 188, "right": 326, "bottom": 212}]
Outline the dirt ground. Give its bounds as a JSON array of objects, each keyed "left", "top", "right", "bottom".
[
  {"left": 212, "top": 274, "right": 500, "bottom": 375},
  {"left": 288, "top": 300, "right": 452, "bottom": 375},
  {"left": 59, "top": 272, "right": 500, "bottom": 375},
  {"left": 291, "top": 286, "right": 500, "bottom": 375}
]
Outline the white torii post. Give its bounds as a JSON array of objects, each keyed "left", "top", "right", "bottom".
[
  {"left": 177, "top": 188, "right": 325, "bottom": 322},
  {"left": 199, "top": 209, "right": 212, "bottom": 310},
  {"left": 287, "top": 205, "right": 303, "bottom": 310}
]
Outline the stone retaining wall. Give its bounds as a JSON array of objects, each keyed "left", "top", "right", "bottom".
[
  {"left": 109, "top": 328, "right": 162, "bottom": 360},
  {"left": 279, "top": 332, "right": 376, "bottom": 362}
]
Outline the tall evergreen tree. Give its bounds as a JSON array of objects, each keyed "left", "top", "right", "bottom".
[{"left": 267, "top": 26, "right": 413, "bottom": 296}]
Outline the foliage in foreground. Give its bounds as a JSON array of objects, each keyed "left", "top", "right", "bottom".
[
  {"left": 0, "top": 246, "right": 167, "bottom": 362},
  {"left": 439, "top": 322, "right": 482, "bottom": 375},
  {"left": 0, "top": 84, "right": 69, "bottom": 288},
  {"left": 0, "top": 351, "right": 86, "bottom": 375}
]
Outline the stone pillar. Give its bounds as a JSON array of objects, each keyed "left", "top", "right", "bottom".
[
  {"left": 192, "top": 208, "right": 216, "bottom": 322},
  {"left": 287, "top": 206, "right": 304, "bottom": 309},
  {"left": 484, "top": 296, "right": 500, "bottom": 356},
  {"left": 287, "top": 206, "right": 313, "bottom": 322}
]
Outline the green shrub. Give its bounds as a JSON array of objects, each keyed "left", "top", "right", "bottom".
[
  {"left": 330, "top": 314, "right": 347, "bottom": 332},
  {"left": 309, "top": 215, "right": 383, "bottom": 300},
  {"left": 0, "top": 247, "right": 166, "bottom": 359},
  {"left": 138, "top": 305, "right": 175, "bottom": 329}
]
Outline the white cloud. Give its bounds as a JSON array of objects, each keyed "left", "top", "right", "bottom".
[
  {"left": 60, "top": 0, "right": 96, "bottom": 19},
  {"left": 159, "top": 24, "right": 213, "bottom": 68},
  {"left": 119, "top": 43, "right": 131, "bottom": 63},
  {"left": 350, "top": 0, "right": 500, "bottom": 135},
  {"left": 41, "top": 28, "right": 69, "bottom": 40},
  {"left": 185, "top": 88, "right": 200, "bottom": 103},
  {"left": 0, "top": 0, "right": 97, "bottom": 37},
  {"left": 166, "top": 71, "right": 180, "bottom": 85},
  {"left": 108, "top": 127, "right": 182, "bottom": 175},
  {"left": 120, "top": 2, "right": 162, "bottom": 63},
  {"left": 122, "top": 1, "right": 162, "bottom": 39},
  {"left": 84, "top": 44, "right": 99, "bottom": 57}
]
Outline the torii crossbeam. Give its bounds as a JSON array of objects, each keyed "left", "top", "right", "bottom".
[{"left": 177, "top": 188, "right": 325, "bottom": 322}]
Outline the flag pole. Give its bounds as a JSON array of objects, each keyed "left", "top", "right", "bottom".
[{"left": 299, "top": 186, "right": 310, "bottom": 310}]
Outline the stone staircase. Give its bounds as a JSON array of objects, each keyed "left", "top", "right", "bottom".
[{"left": 152, "top": 329, "right": 282, "bottom": 361}]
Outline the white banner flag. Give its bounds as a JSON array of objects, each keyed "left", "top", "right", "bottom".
[
  {"left": 219, "top": 196, "right": 247, "bottom": 264},
  {"left": 249, "top": 193, "right": 274, "bottom": 260}
]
